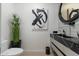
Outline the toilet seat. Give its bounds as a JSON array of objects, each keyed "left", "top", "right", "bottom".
[{"left": 1, "top": 48, "right": 23, "bottom": 56}]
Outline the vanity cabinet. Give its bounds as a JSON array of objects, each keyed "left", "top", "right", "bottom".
[
  {"left": 50, "top": 38, "right": 64, "bottom": 56},
  {"left": 50, "top": 34, "right": 79, "bottom": 56}
]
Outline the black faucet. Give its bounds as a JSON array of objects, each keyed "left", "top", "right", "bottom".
[
  {"left": 77, "top": 32, "right": 79, "bottom": 38},
  {"left": 63, "top": 29, "right": 66, "bottom": 35}
]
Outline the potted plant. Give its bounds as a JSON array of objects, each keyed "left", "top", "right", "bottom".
[{"left": 10, "top": 14, "right": 21, "bottom": 48}]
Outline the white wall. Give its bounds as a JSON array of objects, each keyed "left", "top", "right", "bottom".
[
  {"left": 1, "top": 3, "right": 60, "bottom": 52},
  {"left": 1, "top": 3, "right": 15, "bottom": 53},
  {"left": 0, "top": 4, "right": 1, "bottom": 53},
  {"left": 14, "top": 3, "right": 56, "bottom": 52},
  {"left": 0, "top": 3, "right": 1, "bottom": 43},
  {"left": 49, "top": 3, "right": 60, "bottom": 33}
]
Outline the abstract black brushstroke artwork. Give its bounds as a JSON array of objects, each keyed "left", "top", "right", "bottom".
[{"left": 32, "top": 8, "right": 48, "bottom": 31}]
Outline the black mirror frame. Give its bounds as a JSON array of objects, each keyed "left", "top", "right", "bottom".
[{"left": 58, "top": 3, "right": 79, "bottom": 25}]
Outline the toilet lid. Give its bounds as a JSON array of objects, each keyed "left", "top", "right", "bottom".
[{"left": 1, "top": 48, "right": 23, "bottom": 56}]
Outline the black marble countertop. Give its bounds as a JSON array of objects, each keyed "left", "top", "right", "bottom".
[
  {"left": 50, "top": 34, "right": 79, "bottom": 44},
  {"left": 50, "top": 34, "right": 79, "bottom": 54}
]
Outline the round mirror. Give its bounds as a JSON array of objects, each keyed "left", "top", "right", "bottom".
[{"left": 59, "top": 3, "right": 79, "bottom": 25}]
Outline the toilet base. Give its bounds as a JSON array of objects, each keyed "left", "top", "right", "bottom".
[{"left": 1, "top": 48, "right": 23, "bottom": 56}]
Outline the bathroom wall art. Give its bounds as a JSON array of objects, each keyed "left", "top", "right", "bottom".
[{"left": 32, "top": 8, "right": 48, "bottom": 31}]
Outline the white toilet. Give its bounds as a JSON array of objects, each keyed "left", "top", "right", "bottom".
[
  {"left": 1, "top": 48, "right": 23, "bottom": 56},
  {"left": 1, "top": 40, "right": 23, "bottom": 56}
]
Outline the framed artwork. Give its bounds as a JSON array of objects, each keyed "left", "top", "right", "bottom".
[{"left": 32, "top": 8, "right": 48, "bottom": 31}]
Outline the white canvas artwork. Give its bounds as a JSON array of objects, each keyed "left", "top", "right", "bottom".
[{"left": 32, "top": 8, "right": 48, "bottom": 31}]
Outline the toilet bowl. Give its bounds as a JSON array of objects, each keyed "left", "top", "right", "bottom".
[{"left": 1, "top": 48, "right": 23, "bottom": 56}]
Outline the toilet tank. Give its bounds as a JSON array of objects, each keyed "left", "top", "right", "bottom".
[{"left": 1, "top": 40, "right": 9, "bottom": 53}]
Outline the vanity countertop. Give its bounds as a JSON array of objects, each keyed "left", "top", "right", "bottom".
[
  {"left": 50, "top": 34, "right": 79, "bottom": 44},
  {"left": 50, "top": 33, "right": 79, "bottom": 54}
]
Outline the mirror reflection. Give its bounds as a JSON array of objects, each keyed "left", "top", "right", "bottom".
[
  {"left": 59, "top": 3, "right": 79, "bottom": 25},
  {"left": 61, "top": 3, "right": 79, "bottom": 20}
]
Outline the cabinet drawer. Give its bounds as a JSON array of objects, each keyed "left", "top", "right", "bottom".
[{"left": 51, "top": 43, "right": 64, "bottom": 56}]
